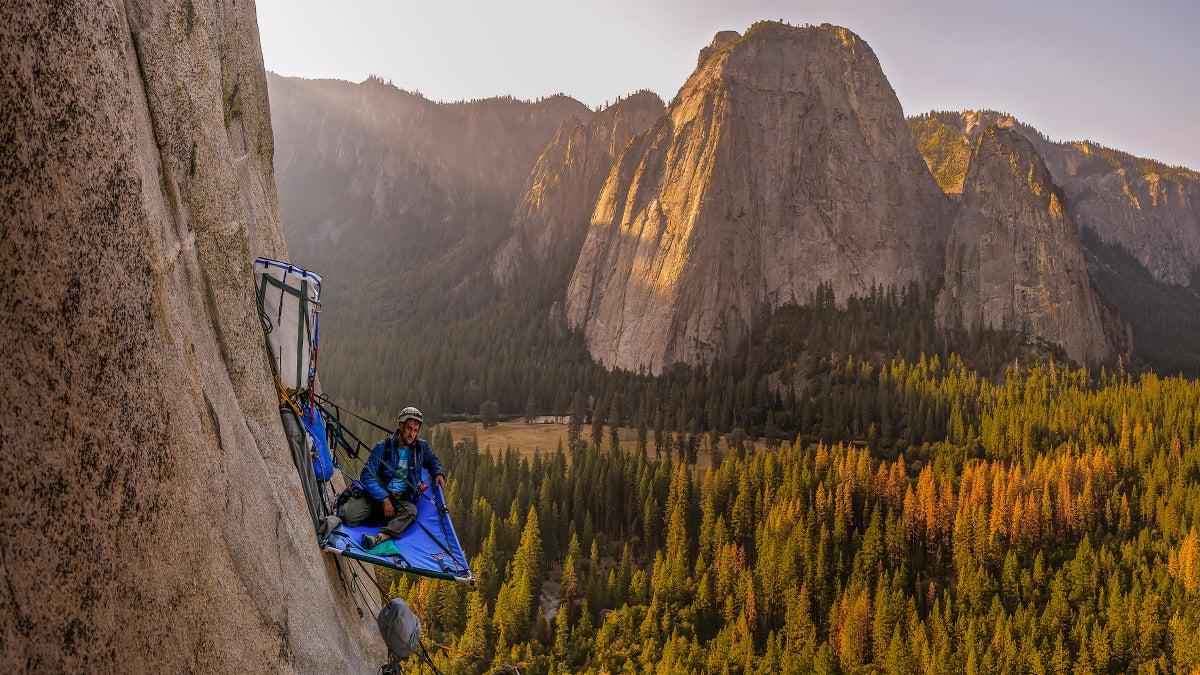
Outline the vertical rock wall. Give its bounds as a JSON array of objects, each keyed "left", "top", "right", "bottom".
[
  {"left": 910, "top": 109, "right": 1200, "bottom": 288},
  {"left": 566, "top": 23, "right": 952, "bottom": 374},
  {"left": 1, "top": 1, "right": 380, "bottom": 671},
  {"left": 935, "top": 127, "right": 1117, "bottom": 363}
]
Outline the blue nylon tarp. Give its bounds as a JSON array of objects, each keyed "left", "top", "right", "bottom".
[{"left": 323, "top": 468, "right": 473, "bottom": 583}]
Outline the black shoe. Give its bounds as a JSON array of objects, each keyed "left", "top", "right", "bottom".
[{"left": 360, "top": 533, "right": 381, "bottom": 550}]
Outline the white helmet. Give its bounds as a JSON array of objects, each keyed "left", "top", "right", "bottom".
[{"left": 397, "top": 406, "right": 423, "bottom": 426}]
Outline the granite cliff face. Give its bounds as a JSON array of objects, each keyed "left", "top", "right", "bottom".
[
  {"left": 565, "top": 23, "right": 952, "bottom": 373},
  {"left": 2, "top": 2, "right": 379, "bottom": 671},
  {"left": 492, "top": 91, "right": 665, "bottom": 287},
  {"left": 911, "top": 110, "right": 1200, "bottom": 286},
  {"left": 936, "top": 127, "right": 1120, "bottom": 363}
]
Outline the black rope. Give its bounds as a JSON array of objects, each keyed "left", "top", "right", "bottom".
[
  {"left": 254, "top": 281, "right": 273, "bottom": 336},
  {"left": 314, "top": 394, "right": 392, "bottom": 435},
  {"left": 357, "top": 558, "right": 392, "bottom": 600},
  {"left": 332, "top": 552, "right": 350, "bottom": 590},
  {"left": 352, "top": 574, "right": 382, "bottom": 618},
  {"left": 378, "top": 654, "right": 405, "bottom": 675},
  {"left": 410, "top": 519, "right": 463, "bottom": 572},
  {"left": 331, "top": 554, "right": 383, "bottom": 633},
  {"left": 418, "top": 641, "right": 446, "bottom": 675},
  {"left": 317, "top": 400, "right": 375, "bottom": 460},
  {"left": 426, "top": 489, "right": 463, "bottom": 568}
]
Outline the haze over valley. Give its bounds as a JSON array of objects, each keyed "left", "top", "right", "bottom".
[{"left": 268, "top": 20, "right": 1200, "bottom": 420}]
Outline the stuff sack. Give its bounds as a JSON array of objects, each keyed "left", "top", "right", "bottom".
[{"left": 377, "top": 597, "right": 421, "bottom": 659}]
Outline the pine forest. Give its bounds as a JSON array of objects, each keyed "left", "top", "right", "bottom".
[{"left": 372, "top": 352, "right": 1200, "bottom": 674}]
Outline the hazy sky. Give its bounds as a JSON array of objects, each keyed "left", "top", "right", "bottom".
[{"left": 256, "top": 0, "right": 1200, "bottom": 171}]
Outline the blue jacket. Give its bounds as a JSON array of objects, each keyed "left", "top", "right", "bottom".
[{"left": 360, "top": 435, "right": 445, "bottom": 503}]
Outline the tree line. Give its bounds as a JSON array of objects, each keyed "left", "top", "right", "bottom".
[{"left": 319, "top": 280, "right": 1059, "bottom": 452}]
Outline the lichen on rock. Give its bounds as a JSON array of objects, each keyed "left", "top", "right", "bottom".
[{"left": 1, "top": 1, "right": 381, "bottom": 671}]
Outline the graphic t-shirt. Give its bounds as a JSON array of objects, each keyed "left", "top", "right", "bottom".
[{"left": 386, "top": 443, "right": 417, "bottom": 498}]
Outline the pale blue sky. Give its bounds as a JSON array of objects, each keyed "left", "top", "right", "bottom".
[{"left": 256, "top": 0, "right": 1200, "bottom": 170}]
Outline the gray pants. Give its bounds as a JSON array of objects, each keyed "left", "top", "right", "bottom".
[{"left": 340, "top": 495, "right": 418, "bottom": 539}]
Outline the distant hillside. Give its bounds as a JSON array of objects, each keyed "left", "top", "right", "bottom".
[
  {"left": 267, "top": 74, "right": 591, "bottom": 411},
  {"left": 910, "top": 109, "right": 1200, "bottom": 375},
  {"left": 492, "top": 90, "right": 665, "bottom": 289},
  {"left": 1082, "top": 226, "right": 1200, "bottom": 376},
  {"left": 268, "top": 74, "right": 589, "bottom": 273},
  {"left": 909, "top": 109, "right": 1200, "bottom": 287}
]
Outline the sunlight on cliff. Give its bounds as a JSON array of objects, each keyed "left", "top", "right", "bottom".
[
  {"left": 1049, "top": 192, "right": 1064, "bottom": 220},
  {"left": 1120, "top": 172, "right": 1143, "bottom": 210},
  {"left": 832, "top": 25, "right": 857, "bottom": 52}
]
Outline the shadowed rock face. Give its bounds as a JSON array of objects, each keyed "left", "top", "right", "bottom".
[
  {"left": 565, "top": 22, "right": 953, "bottom": 374},
  {"left": 492, "top": 91, "right": 665, "bottom": 287},
  {"left": 1049, "top": 142, "right": 1200, "bottom": 287},
  {"left": 936, "top": 127, "right": 1119, "bottom": 363},
  {"left": 267, "top": 74, "right": 590, "bottom": 270},
  {"left": 1, "top": 2, "right": 379, "bottom": 671},
  {"left": 911, "top": 110, "right": 1200, "bottom": 287}
]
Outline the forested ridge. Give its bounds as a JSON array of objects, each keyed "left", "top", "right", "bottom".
[
  {"left": 319, "top": 280, "right": 1050, "bottom": 448},
  {"left": 381, "top": 357, "right": 1200, "bottom": 674},
  {"left": 1081, "top": 225, "right": 1200, "bottom": 378}
]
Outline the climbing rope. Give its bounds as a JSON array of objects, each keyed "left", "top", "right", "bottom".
[
  {"left": 275, "top": 375, "right": 305, "bottom": 419},
  {"left": 356, "top": 558, "right": 390, "bottom": 599},
  {"left": 346, "top": 559, "right": 383, "bottom": 618},
  {"left": 354, "top": 559, "right": 457, "bottom": 675},
  {"left": 314, "top": 394, "right": 392, "bottom": 459},
  {"left": 429, "top": 643, "right": 478, "bottom": 660},
  {"left": 254, "top": 279, "right": 274, "bottom": 336}
]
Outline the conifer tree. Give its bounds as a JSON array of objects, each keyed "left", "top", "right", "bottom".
[
  {"left": 459, "top": 591, "right": 492, "bottom": 663},
  {"left": 560, "top": 532, "right": 582, "bottom": 610},
  {"left": 637, "top": 408, "right": 648, "bottom": 458},
  {"left": 653, "top": 463, "right": 694, "bottom": 606},
  {"left": 552, "top": 603, "right": 571, "bottom": 664},
  {"left": 590, "top": 394, "right": 605, "bottom": 450},
  {"left": 473, "top": 518, "right": 502, "bottom": 606},
  {"left": 493, "top": 507, "right": 543, "bottom": 651},
  {"left": 524, "top": 391, "right": 537, "bottom": 424},
  {"left": 567, "top": 391, "right": 585, "bottom": 457}
]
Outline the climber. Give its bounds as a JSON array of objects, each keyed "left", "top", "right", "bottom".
[{"left": 340, "top": 406, "right": 446, "bottom": 550}]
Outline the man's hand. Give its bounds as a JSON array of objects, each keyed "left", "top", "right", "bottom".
[
  {"left": 435, "top": 474, "right": 446, "bottom": 488},
  {"left": 382, "top": 498, "right": 395, "bottom": 518}
]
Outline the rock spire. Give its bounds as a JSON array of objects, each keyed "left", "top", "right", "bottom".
[
  {"left": 565, "top": 22, "right": 952, "bottom": 373},
  {"left": 935, "top": 126, "right": 1119, "bottom": 362}
]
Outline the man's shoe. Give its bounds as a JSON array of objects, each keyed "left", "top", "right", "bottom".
[{"left": 360, "top": 533, "right": 381, "bottom": 550}]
